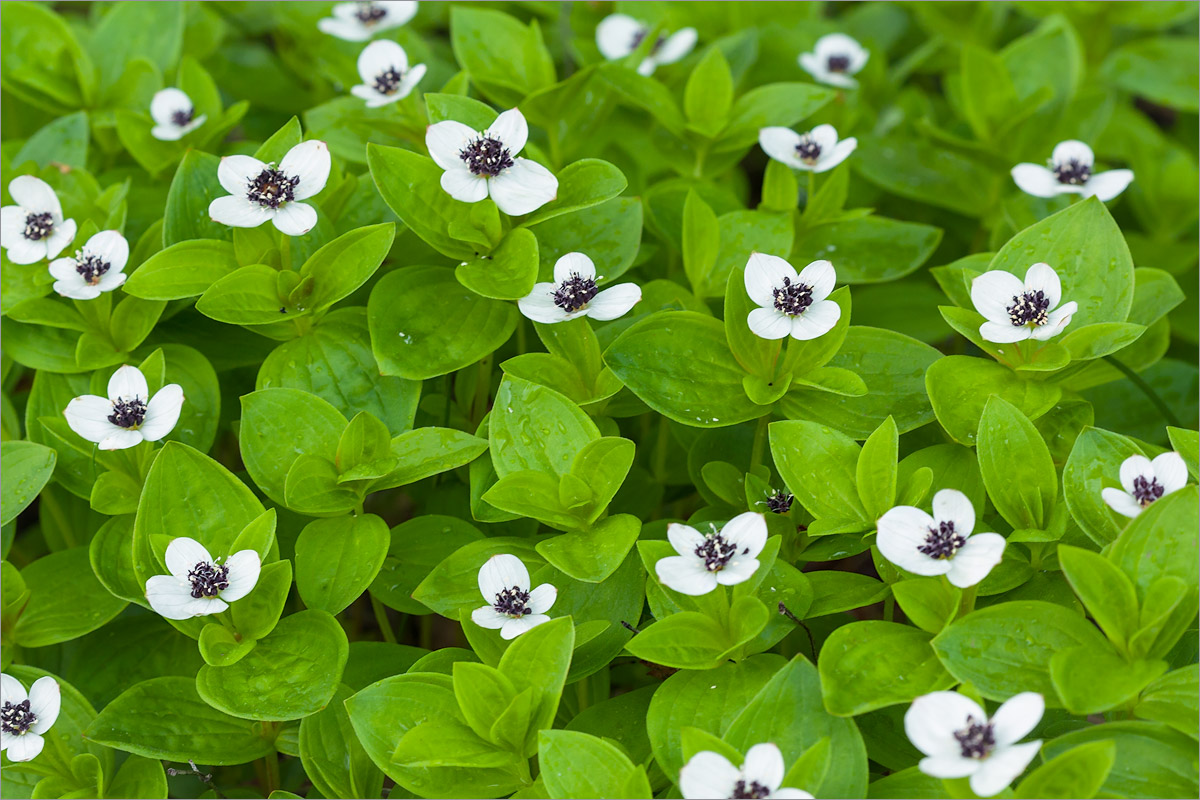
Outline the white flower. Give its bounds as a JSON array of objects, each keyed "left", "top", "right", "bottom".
[
  {"left": 209, "top": 141, "right": 331, "bottom": 236},
  {"left": 318, "top": 0, "right": 418, "bottom": 41},
  {"left": 656, "top": 512, "right": 768, "bottom": 596},
  {"left": 680, "top": 743, "right": 813, "bottom": 800},
  {"left": 145, "top": 537, "right": 261, "bottom": 620},
  {"left": 150, "top": 88, "right": 206, "bottom": 141},
  {"left": 425, "top": 108, "right": 558, "bottom": 216},
  {"left": 63, "top": 365, "right": 184, "bottom": 451},
  {"left": 0, "top": 176, "right": 76, "bottom": 265},
  {"left": 758, "top": 124, "right": 857, "bottom": 173},
  {"left": 876, "top": 489, "right": 1004, "bottom": 589},
  {"left": 351, "top": 39, "right": 426, "bottom": 107},
  {"left": 47, "top": 230, "right": 128, "bottom": 300},
  {"left": 595, "top": 14, "right": 697, "bottom": 76},
  {"left": 906, "top": 691, "right": 1044, "bottom": 797},
  {"left": 1101, "top": 452, "right": 1189, "bottom": 519},
  {"left": 799, "top": 33, "right": 869, "bottom": 89},
  {"left": 1, "top": 674, "right": 60, "bottom": 763},
  {"left": 970, "top": 262, "right": 1078, "bottom": 344},
  {"left": 517, "top": 252, "right": 641, "bottom": 324},
  {"left": 744, "top": 253, "right": 842, "bottom": 341},
  {"left": 1011, "top": 140, "right": 1133, "bottom": 202},
  {"left": 470, "top": 554, "right": 556, "bottom": 640}
]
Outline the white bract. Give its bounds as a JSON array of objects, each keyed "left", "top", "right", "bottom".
[
  {"left": 209, "top": 141, "right": 330, "bottom": 236},
  {"left": 425, "top": 108, "right": 557, "bottom": 216},
  {"left": 471, "top": 554, "right": 556, "bottom": 640},
  {"left": 744, "top": 253, "right": 842, "bottom": 341},
  {"left": 679, "top": 742, "right": 813, "bottom": 800},
  {"left": 517, "top": 252, "right": 641, "bottom": 324},
  {"left": 758, "top": 123, "right": 857, "bottom": 173},
  {"left": 63, "top": 365, "right": 184, "bottom": 451},
  {"left": 971, "top": 262, "right": 1078, "bottom": 344},
  {"left": 352, "top": 39, "right": 426, "bottom": 107},
  {"left": 0, "top": 176, "right": 76, "bottom": 265},
  {"left": 595, "top": 14, "right": 697, "bottom": 76},
  {"left": 47, "top": 230, "right": 129, "bottom": 300},
  {"left": 150, "top": 88, "right": 206, "bottom": 141},
  {"left": 656, "top": 512, "right": 768, "bottom": 596},
  {"left": 799, "top": 33, "right": 869, "bottom": 88},
  {"left": 1011, "top": 140, "right": 1133, "bottom": 202},
  {"left": 876, "top": 489, "right": 1005, "bottom": 588},
  {"left": 318, "top": 0, "right": 417, "bottom": 41},
  {"left": 145, "top": 537, "right": 261, "bottom": 620},
  {"left": 906, "top": 691, "right": 1044, "bottom": 797},
  {"left": 1101, "top": 452, "right": 1189, "bottom": 518},
  {"left": 0, "top": 674, "right": 60, "bottom": 763}
]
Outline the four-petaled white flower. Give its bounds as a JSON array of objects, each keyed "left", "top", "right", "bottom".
[
  {"left": 145, "top": 537, "right": 261, "bottom": 620},
  {"left": 425, "top": 108, "right": 558, "bottom": 216},
  {"left": 48, "top": 230, "right": 129, "bottom": 300},
  {"left": 595, "top": 14, "right": 698, "bottom": 76},
  {"left": 318, "top": 0, "right": 418, "bottom": 41},
  {"left": 1101, "top": 452, "right": 1189, "bottom": 519},
  {"left": 150, "top": 88, "right": 206, "bottom": 141},
  {"left": 352, "top": 39, "right": 426, "bottom": 107},
  {"left": 1011, "top": 140, "right": 1133, "bottom": 203},
  {"left": 471, "top": 554, "right": 556, "bottom": 640},
  {"left": 970, "top": 263, "right": 1078, "bottom": 344},
  {"left": 517, "top": 252, "right": 641, "bottom": 325},
  {"left": 0, "top": 674, "right": 60, "bottom": 763},
  {"left": 799, "top": 33, "right": 869, "bottom": 89},
  {"left": 209, "top": 141, "right": 331, "bottom": 236},
  {"left": 876, "top": 489, "right": 1005, "bottom": 589},
  {"left": 63, "top": 365, "right": 184, "bottom": 451},
  {"left": 656, "top": 512, "right": 768, "bottom": 596},
  {"left": 744, "top": 253, "right": 842, "bottom": 341},
  {"left": 758, "top": 124, "right": 857, "bottom": 173},
  {"left": 680, "top": 742, "right": 813, "bottom": 800},
  {"left": 906, "top": 691, "right": 1044, "bottom": 797},
  {"left": 0, "top": 176, "right": 76, "bottom": 265}
]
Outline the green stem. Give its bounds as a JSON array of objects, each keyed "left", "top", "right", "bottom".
[
  {"left": 806, "top": 170, "right": 816, "bottom": 209},
  {"left": 651, "top": 416, "right": 670, "bottom": 484},
  {"left": 472, "top": 353, "right": 494, "bottom": 426},
  {"left": 260, "top": 754, "right": 279, "bottom": 796},
  {"left": 750, "top": 413, "right": 770, "bottom": 474},
  {"left": 371, "top": 595, "right": 398, "bottom": 644},
  {"left": 419, "top": 614, "right": 434, "bottom": 650},
  {"left": 956, "top": 583, "right": 978, "bottom": 620},
  {"left": 1102, "top": 355, "right": 1183, "bottom": 428},
  {"left": 883, "top": 595, "right": 895, "bottom": 622}
]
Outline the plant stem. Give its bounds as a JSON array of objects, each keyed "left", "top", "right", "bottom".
[
  {"left": 750, "top": 413, "right": 770, "bottom": 473},
  {"left": 420, "top": 614, "right": 434, "bottom": 650},
  {"left": 956, "top": 584, "right": 978, "bottom": 620},
  {"left": 472, "top": 353, "right": 494, "bottom": 426},
  {"left": 371, "top": 595, "right": 397, "bottom": 644},
  {"left": 258, "top": 754, "right": 279, "bottom": 796},
  {"left": 806, "top": 170, "right": 816, "bottom": 209},
  {"left": 883, "top": 595, "right": 895, "bottom": 622},
  {"left": 1102, "top": 355, "right": 1183, "bottom": 428}
]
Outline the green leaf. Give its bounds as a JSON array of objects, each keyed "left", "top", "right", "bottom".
[
  {"left": 456, "top": 227, "right": 539, "bottom": 300},
  {"left": 760, "top": 159, "right": 799, "bottom": 213},
  {"left": 892, "top": 578, "right": 961, "bottom": 634},
  {"left": 771, "top": 420, "right": 867, "bottom": 524},
  {"left": 295, "top": 514, "right": 390, "bottom": 615},
  {"left": 1062, "top": 427, "right": 1146, "bottom": 546},
  {"left": 706, "top": 209, "right": 794, "bottom": 299},
  {"left": 1167, "top": 426, "right": 1198, "bottom": 479},
  {"left": 1040, "top": 721, "right": 1198, "bottom": 800},
  {"left": 959, "top": 44, "right": 1020, "bottom": 141},
  {"left": 489, "top": 376, "right": 599, "bottom": 477},
  {"left": 519, "top": 159, "right": 627, "bottom": 228},
  {"left": 298, "top": 222, "right": 395, "bottom": 313},
  {"left": 300, "top": 683, "right": 384, "bottom": 800},
  {"left": 926, "top": 355, "right": 1062, "bottom": 445},
  {"left": 625, "top": 610, "right": 740, "bottom": 671},
  {"left": 1049, "top": 645, "right": 1166, "bottom": 715},
  {"left": 977, "top": 395, "right": 1057, "bottom": 530},
  {"left": 449, "top": 6, "right": 554, "bottom": 106},
  {"left": 123, "top": 239, "right": 239, "bottom": 300},
  {"left": 1, "top": 440, "right": 56, "bottom": 526},
  {"left": 11, "top": 547, "right": 126, "bottom": 648},
  {"left": 371, "top": 515, "right": 484, "bottom": 615},
  {"left": 239, "top": 388, "right": 345, "bottom": 507},
  {"left": 1014, "top": 740, "right": 1116, "bottom": 800},
  {"left": 685, "top": 48, "right": 734, "bottom": 132},
  {"left": 452, "top": 661, "right": 517, "bottom": 745},
  {"left": 683, "top": 190, "right": 720, "bottom": 295},
  {"left": 1058, "top": 544, "right": 1139, "bottom": 651},
  {"left": 369, "top": 265, "right": 517, "bottom": 380},
  {"left": 366, "top": 146, "right": 481, "bottom": 260},
  {"left": 163, "top": 150, "right": 231, "bottom": 246},
  {"left": 536, "top": 514, "right": 641, "bottom": 583},
  {"left": 496, "top": 617, "right": 574, "bottom": 753},
  {"left": 856, "top": 416, "right": 898, "bottom": 520},
  {"left": 1102, "top": 36, "right": 1199, "bottom": 113},
  {"left": 793, "top": 217, "right": 942, "bottom": 285},
  {"left": 819, "top": 620, "right": 957, "bottom": 716},
  {"left": 1059, "top": 322, "right": 1146, "bottom": 362},
  {"left": 539, "top": 730, "right": 651, "bottom": 800},
  {"left": 854, "top": 135, "right": 998, "bottom": 216},
  {"left": 412, "top": 537, "right": 542, "bottom": 618},
  {"left": 84, "top": 676, "right": 274, "bottom": 765},
  {"left": 716, "top": 83, "right": 836, "bottom": 153},
  {"left": 1135, "top": 666, "right": 1199, "bottom": 739}
]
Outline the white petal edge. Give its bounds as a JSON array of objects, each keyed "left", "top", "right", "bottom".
[
  {"left": 220, "top": 550, "right": 262, "bottom": 603},
  {"left": 586, "top": 283, "right": 641, "bottom": 321},
  {"left": 946, "top": 532, "right": 1006, "bottom": 588},
  {"left": 488, "top": 158, "right": 558, "bottom": 216},
  {"left": 165, "top": 537, "right": 215, "bottom": 580}
]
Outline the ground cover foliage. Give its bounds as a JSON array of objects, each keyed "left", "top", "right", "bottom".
[{"left": 0, "top": 1, "right": 1198, "bottom": 799}]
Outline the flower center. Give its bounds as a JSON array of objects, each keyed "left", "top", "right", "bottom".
[
  {"left": 766, "top": 490, "right": 794, "bottom": 514},
  {"left": 1132, "top": 475, "right": 1165, "bottom": 507},
  {"left": 188, "top": 561, "right": 230, "bottom": 599},
  {"left": 1006, "top": 290, "right": 1051, "bottom": 327},
  {"left": 74, "top": 252, "right": 111, "bottom": 285},
  {"left": 107, "top": 398, "right": 147, "bottom": 429},
  {"left": 629, "top": 28, "right": 667, "bottom": 55},
  {"left": 731, "top": 780, "right": 771, "bottom": 799},
  {"left": 794, "top": 135, "right": 822, "bottom": 165},
  {"left": 171, "top": 107, "right": 195, "bottom": 127},
  {"left": 827, "top": 54, "right": 851, "bottom": 73},
  {"left": 772, "top": 276, "right": 814, "bottom": 316},
  {"left": 694, "top": 532, "right": 746, "bottom": 573},
  {"left": 954, "top": 717, "right": 996, "bottom": 760},
  {"left": 247, "top": 168, "right": 299, "bottom": 209},
  {"left": 23, "top": 211, "right": 53, "bottom": 241},
  {"left": 919, "top": 520, "right": 966, "bottom": 560},
  {"left": 459, "top": 136, "right": 514, "bottom": 178},
  {"left": 553, "top": 272, "right": 598, "bottom": 312},
  {"left": 1, "top": 699, "right": 36, "bottom": 736},
  {"left": 492, "top": 586, "right": 532, "bottom": 618},
  {"left": 354, "top": 2, "right": 386, "bottom": 24},
  {"left": 373, "top": 67, "right": 404, "bottom": 95},
  {"left": 1053, "top": 159, "right": 1091, "bottom": 185}
]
